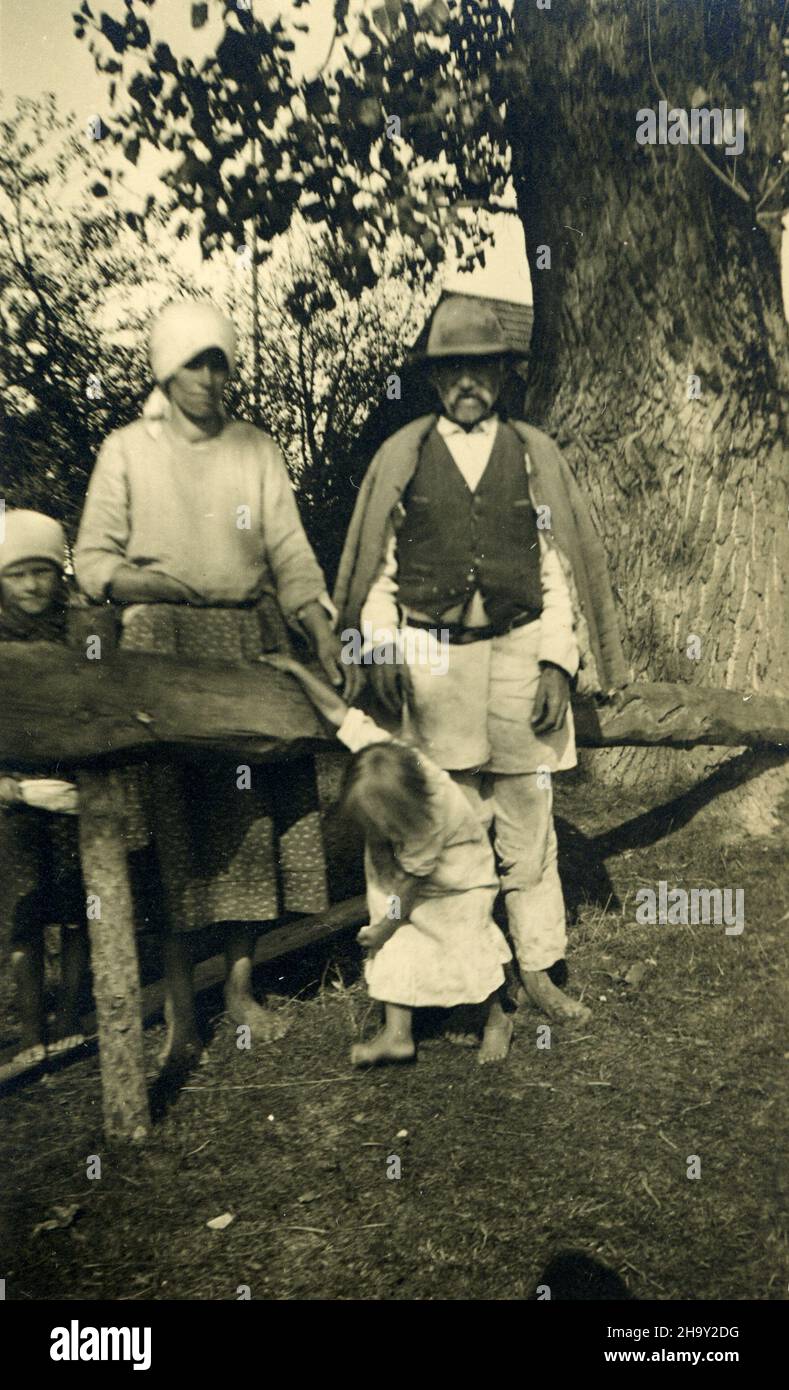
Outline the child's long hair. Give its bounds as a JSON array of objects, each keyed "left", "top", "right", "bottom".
[{"left": 339, "top": 742, "right": 433, "bottom": 847}]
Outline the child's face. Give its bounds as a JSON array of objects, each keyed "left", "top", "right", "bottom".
[{"left": 0, "top": 561, "right": 61, "bottom": 616}]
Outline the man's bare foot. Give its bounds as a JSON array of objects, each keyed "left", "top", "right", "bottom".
[
  {"left": 518, "top": 970, "right": 592, "bottom": 1024},
  {"left": 478, "top": 1013, "right": 513, "bottom": 1065},
  {"left": 350, "top": 1029, "right": 416, "bottom": 1067},
  {"left": 225, "top": 990, "right": 291, "bottom": 1043}
]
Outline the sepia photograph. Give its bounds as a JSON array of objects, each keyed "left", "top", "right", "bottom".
[{"left": 0, "top": 0, "right": 786, "bottom": 1349}]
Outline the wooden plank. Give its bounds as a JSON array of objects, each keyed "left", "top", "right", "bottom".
[
  {"left": 0, "top": 642, "right": 327, "bottom": 768},
  {"left": 573, "top": 681, "right": 789, "bottom": 750},
  {"left": 0, "top": 642, "right": 787, "bottom": 765},
  {"left": 76, "top": 768, "right": 150, "bottom": 1139}
]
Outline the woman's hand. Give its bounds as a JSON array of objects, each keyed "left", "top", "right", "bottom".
[
  {"left": 109, "top": 565, "right": 201, "bottom": 605},
  {"left": 295, "top": 600, "right": 346, "bottom": 688}
]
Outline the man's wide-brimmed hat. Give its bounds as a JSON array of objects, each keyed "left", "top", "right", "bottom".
[{"left": 423, "top": 295, "right": 512, "bottom": 359}]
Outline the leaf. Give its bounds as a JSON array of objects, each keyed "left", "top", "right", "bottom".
[
  {"left": 33, "top": 1202, "right": 83, "bottom": 1236},
  {"left": 304, "top": 80, "right": 332, "bottom": 119},
  {"left": 51, "top": 1203, "right": 82, "bottom": 1225},
  {"left": 99, "top": 11, "right": 127, "bottom": 54},
  {"left": 296, "top": 1191, "right": 322, "bottom": 1204},
  {"left": 154, "top": 41, "right": 178, "bottom": 74},
  {"left": 217, "top": 28, "right": 259, "bottom": 84},
  {"left": 206, "top": 1212, "right": 234, "bottom": 1230},
  {"left": 623, "top": 961, "right": 649, "bottom": 988}
]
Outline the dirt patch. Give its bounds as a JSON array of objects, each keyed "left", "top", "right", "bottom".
[{"left": 1, "top": 777, "right": 786, "bottom": 1300}]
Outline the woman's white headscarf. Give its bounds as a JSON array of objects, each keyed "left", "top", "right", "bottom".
[{"left": 143, "top": 299, "right": 237, "bottom": 424}]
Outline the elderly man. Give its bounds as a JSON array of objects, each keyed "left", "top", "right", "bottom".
[{"left": 335, "top": 296, "right": 628, "bottom": 1027}]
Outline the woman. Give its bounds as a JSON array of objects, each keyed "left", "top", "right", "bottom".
[{"left": 75, "top": 299, "right": 345, "bottom": 1069}]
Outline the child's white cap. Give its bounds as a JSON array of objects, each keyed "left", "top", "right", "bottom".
[{"left": 0, "top": 510, "right": 66, "bottom": 575}]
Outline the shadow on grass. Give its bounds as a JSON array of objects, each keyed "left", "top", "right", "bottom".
[
  {"left": 592, "top": 747, "right": 787, "bottom": 858},
  {"left": 532, "top": 1251, "right": 635, "bottom": 1300}
]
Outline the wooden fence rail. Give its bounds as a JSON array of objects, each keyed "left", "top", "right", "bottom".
[{"left": 1, "top": 641, "right": 786, "bottom": 1136}]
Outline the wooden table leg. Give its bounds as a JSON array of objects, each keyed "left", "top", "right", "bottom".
[{"left": 77, "top": 768, "right": 151, "bottom": 1139}]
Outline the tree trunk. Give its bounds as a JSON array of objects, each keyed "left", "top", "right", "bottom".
[{"left": 509, "top": 0, "right": 788, "bottom": 824}]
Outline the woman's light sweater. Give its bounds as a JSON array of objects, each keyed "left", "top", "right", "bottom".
[{"left": 75, "top": 417, "right": 327, "bottom": 615}]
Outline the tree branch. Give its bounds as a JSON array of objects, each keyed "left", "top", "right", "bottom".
[{"left": 645, "top": 0, "right": 751, "bottom": 209}]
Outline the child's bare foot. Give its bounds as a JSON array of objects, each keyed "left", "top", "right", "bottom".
[
  {"left": 350, "top": 1029, "right": 416, "bottom": 1067},
  {"left": 518, "top": 970, "right": 591, "bottom": 1024},
  {"left": 444, "top": 1004, "right": 480, "bottom": 1048},
  {"left": 224, "top": 988, "right": 291, "bottom": 1043},
  {"left": 478, "top": 1012, "right": 513, "bottom": 1065}
]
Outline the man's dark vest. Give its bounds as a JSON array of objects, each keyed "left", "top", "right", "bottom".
[{"left": 396, "top": 421, "right": 543, "bottom": 629}]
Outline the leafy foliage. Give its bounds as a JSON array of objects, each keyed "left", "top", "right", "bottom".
[
  {"left": 225, "top": 225, "right": 438, "bottom": 579},
  {"left": 74, "top": 0, "right": 514, "bottom": 290},
  {"left": 0, "top": 97, "right": 192, "bottom": 533}
]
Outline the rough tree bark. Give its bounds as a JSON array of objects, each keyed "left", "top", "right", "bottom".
[{"left": 509, "top": 0, "right": 788, "bottom": 825}]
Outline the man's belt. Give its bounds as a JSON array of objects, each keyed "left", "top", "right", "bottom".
[{"left": 403, "top": 608, "right": 541, "bottom": 646}]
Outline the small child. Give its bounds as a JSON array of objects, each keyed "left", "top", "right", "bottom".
[
  {"left": 262, "top": 653, "right": 513, "bottom": 1067},
  {"left": 0, "top": 511, "right": 89, "bottom": 1081}
]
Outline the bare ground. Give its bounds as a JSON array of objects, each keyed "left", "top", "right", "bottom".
[{"left": 0, "top": 772, "right": 786, "bottom": 1301}]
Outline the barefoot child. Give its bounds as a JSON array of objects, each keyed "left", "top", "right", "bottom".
[
  {"left": 262, "top": 654, "right": 513, "bottom": 1067},
  {"left": 0, "top": 511, "right": 89, "bottom": 1081}
]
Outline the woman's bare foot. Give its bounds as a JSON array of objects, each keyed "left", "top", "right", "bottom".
[
  {"left": 224, "top": 989, "right": 291, "bottom": 1043},
  {"left": 157, "top": 1032, "right": 204, "bottom": 1075},
  {"left": 518, "top": 970, "right": 591, "bottom": 1024},
  {"left": 478, "top": 1013, "right": 513, "bottom": 1065},
  {"left": 350, "top": 1029, "right": 416, "bottom": 1067}
]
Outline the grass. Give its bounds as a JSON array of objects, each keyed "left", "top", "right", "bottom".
[{"left": 0, "top": 772, "right": 786, "bottom": 1301}]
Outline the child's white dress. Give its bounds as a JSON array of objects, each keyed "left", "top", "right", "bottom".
[{"left": 337, "top": 709, "right": 511, "bottom": 1008}]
